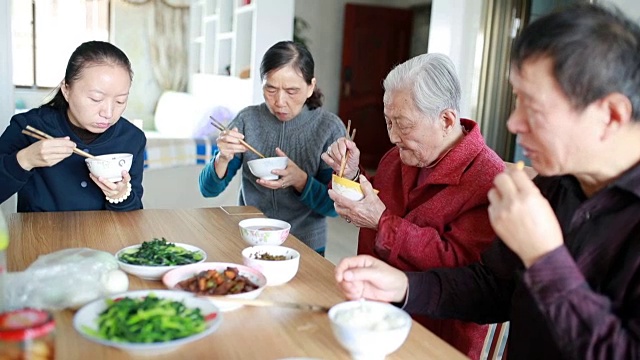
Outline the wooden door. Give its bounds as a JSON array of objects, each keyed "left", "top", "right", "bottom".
[{"left": 338, "top": 4, "right": 413, "bottom": 170}]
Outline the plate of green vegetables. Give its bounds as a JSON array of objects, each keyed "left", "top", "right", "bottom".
[
  {"left": 115, "top": 238, "right": 207, "bottom": 280},
  {"left": 74, "top": 290, "right": 222, "bottom": 354}
]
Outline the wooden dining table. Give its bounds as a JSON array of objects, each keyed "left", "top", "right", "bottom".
[{"left": 7, "top": 206, "right": 467, "bottom": 360}]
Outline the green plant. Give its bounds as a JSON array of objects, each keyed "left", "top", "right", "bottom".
[{"left": 293, "top": 17, "right": 310, "bottom": 48}]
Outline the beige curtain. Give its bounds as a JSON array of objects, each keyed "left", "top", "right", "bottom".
[
  {"left": 122, "top": 0, "right": 189, "bottom": 92},
  {"left": 148, "top": 0, "right": 189, "bottom": 92}
]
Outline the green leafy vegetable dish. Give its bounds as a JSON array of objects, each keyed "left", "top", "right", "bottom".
[
  {"left": 84, "top": 293, "right": 206, "bottom": 343},
  {"left": 118, "top": 238, "right": 204, "bottom": 266},
  {"left": 74, "top": 290, "right": 223, "bottom": 352}
]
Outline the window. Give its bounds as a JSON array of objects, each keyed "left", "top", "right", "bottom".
[{"left": 11, "top": 0, "right": 110, "bottom": 88}]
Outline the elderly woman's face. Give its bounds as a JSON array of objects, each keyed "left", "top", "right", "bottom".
[
  {"left": 262, "top": 65, "right": 315, "bottom": 121},
  {"left": 384, "top": 88, "right": 447, "bottom": 167}
]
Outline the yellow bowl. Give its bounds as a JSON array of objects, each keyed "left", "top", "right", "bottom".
[{"left": 332, "top": 174, "right": 378, "bottom": 201}]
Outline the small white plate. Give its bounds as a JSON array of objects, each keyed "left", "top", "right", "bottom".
[
  {"left": 73, "top": 290, "right": 222, "bottom": 355},
  {"left": 115, "top": 242, "right": 207, "bottom": 280}
]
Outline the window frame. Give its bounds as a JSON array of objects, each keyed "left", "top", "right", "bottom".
[{"left": 12, "top": 0, "right": 111, "bottom": 90}]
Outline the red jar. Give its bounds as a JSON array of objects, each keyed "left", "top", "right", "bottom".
[{"left": 0, "top": 308, "right": 55, "bottom": 360}]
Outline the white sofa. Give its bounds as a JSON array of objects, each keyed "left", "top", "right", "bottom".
[{"left": 142, "top": 74, "right": 253, "bottom": 209}]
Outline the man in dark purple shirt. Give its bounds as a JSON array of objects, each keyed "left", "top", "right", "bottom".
[{"left": 334, "top": 4, "right": 640, "bottom": 360}]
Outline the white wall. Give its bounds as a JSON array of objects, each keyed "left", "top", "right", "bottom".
[
  {"left": 0, "top": 1, "right": 13, "bottom": 133},
  {"left": 0, "top": 0, "right": 16, "bottom": 214},
  {"left": 294, "top": 0, "right": 430, "bottom": 115},
  {"left": 427, "top": 0, "right": 484, "bottom": 119},
  {"left": 602, "top": 0, "right": 640, "bottom": 21}
]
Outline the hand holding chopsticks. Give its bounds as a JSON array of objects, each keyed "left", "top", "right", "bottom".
[
  {"left": 338, "top": 120, "right": 357, "bottom": 178},
  {"left": 210, "top": 116, "right": 265, "bottom": 159},
  {"left": 21, "top": 125, "right": 97, "bottom": 159}
]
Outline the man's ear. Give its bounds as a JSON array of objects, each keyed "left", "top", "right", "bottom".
[{"left": 601, "top": 92, "right": 632, "bottom": 141}]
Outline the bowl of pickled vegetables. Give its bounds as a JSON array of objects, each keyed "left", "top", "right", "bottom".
[
  {"left": 73, "top": 290, "right": 222, "bottom": 355},
  {"left": 162, "top": 262, "right": 267, "bottom": 311},
  {"left": 115, "top": 238, "right": 207, "bottom": 280},
  {"left": 241, "top": 245, "right": 300, "bottom": 286}
]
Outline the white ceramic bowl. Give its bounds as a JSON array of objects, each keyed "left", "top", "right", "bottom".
[
  {"left": 85, "top": 153, "right": 133, "bottom": 182},
  {"left": 73, "top": 289, "right": 222, "bottom": 356},
  {"left": 328, "top": 300, "right": 412, "bottom": 360},
  {"left": 241, "top": 245, "right": 300, "bottom": 286},
  {"left": 162, "top": 262, "right": 267, "bottom": 311},
  {"left": 247, "top": 156, "right": 288, "bottom": 180},
  {"left": 238, "top": 218, "right": 291, "bottom": 246},
  {"left": 331, "top": 174, "right": 379, "bottom": 201},
  {"left": 115, "top": 243, "right": 207, "bottom": 281}
]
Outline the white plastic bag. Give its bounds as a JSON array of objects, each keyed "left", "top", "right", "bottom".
[{"left": 5, "top": 248, "right": 129, "bottom": 311}]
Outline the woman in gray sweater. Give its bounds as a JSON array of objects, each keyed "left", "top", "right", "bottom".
[{"left": 199, "top": 41, "right": 346, "bottom": 255}]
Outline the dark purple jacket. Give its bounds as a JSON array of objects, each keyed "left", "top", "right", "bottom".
[{"left": 404, "top": 164, "right": 640, "bottom": 359}]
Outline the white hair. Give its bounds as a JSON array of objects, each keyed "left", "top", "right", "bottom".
[{"left": 383, "top": 53, "right": 461, "bottom": 121}]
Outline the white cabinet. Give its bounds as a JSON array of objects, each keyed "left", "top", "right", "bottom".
[{"left": 189, "top": 0, "right": 294, "bottom": 105}]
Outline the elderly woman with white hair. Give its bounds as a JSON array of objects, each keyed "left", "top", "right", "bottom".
[{"left": 322, "top": 53, "right": 504, "bottom": 359}]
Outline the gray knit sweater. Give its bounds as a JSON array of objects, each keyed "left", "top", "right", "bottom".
[{"left": 200, "top": 103, "right": 346, "bottom": 251}]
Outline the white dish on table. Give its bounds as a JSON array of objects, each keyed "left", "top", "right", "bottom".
[
  {"left": 238, "top": 218, "right": 291, "bottom": 246},
  {"left": 162, "top": 262, "right": 267, "bottom": 311},
  {"left": 328, "top": 300, "right": 412, "bottom": 360},
  {"left": 241, "top": 245, "right": 300, "bottom": 286},
  {"left": 115, "top": 242, "right": 207, "bottom": 280},
  {"left": 73, "top": 289, "right": 222, "bottom": 356}
]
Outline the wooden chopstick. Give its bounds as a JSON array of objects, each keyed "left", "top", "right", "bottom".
[
  {"left": 209, "top": 116, "right": 266, "bottom": 159},
  {"left": 22, "top": 126, "right": 97, "bottom": 159},
  {"left": 338, "top": 120, "right": 356, "bottom": 178},
  {"left": 21, "top": 129, "right": 46, "bottom": 141},
  {"left": 201, "top": 295, "right": 330, "bottom": 312}
]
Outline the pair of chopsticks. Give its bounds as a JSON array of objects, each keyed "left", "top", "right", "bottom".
[
  {"left": 21, "top": 125, "right": 97, "bottom": 159},
  {"left": 202, "top": 295, "right": 330, "bottom": 312},
  {"left": 338, "top": 120, "right": 357, "bottom": 178},
  {"left": 210, "top": 116, "right": 266, "bottom": 159}
]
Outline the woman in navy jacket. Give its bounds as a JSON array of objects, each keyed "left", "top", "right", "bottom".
[{"left": 0, "top": 41, "right": 145, "bottom": 212}]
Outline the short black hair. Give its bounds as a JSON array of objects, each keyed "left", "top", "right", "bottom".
[{"left": 512, "top": 3, "right": 640, "bottom": 120}]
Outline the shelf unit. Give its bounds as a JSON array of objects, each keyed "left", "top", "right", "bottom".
[{"left": 189, "top": 0, "right": 294, "bottom": 104}]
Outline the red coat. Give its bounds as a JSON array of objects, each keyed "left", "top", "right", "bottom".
[{"left": 358, "top": 119, "right": 505, "bottom": 359}]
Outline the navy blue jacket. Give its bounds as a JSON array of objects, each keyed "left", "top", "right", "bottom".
[{"left": 0, "top": 106, "right": 146, "bottom": 212}]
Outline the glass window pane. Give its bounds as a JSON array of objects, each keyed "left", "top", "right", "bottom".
[{"left": 12, "top": 0, "right": 110, "bottom": 88}]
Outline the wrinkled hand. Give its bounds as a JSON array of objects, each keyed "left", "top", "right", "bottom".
[
  {"left": 215, "top": 127, "right": 247, "bottom": 162},
  {"left": 321, "top": 137, "right": 361, "bottom": 180},
  {"left": 257, "top": 148, "right": 307, "bottom": 192},
  {"left": 335, "top": 255, "right": 408, "bottom": 303},
  {"left": 487, "top": 168, "right": 563, "bottom": 268},
  {"left": 16, "top": 137, "right": 76, "bottom": 171},
  {"left": 329, "top": 175, "right": 385, "bottom": 229},
  {"left": 90, "top": 171, "right": 132, "bottom": 200},
  {"left": 214, "top": 127, "right": 248, "bottom": 178}
]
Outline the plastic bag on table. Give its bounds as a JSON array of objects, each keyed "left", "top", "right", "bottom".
[{"left": 5, "top": 248, "right": 129, "bottom": 311}]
